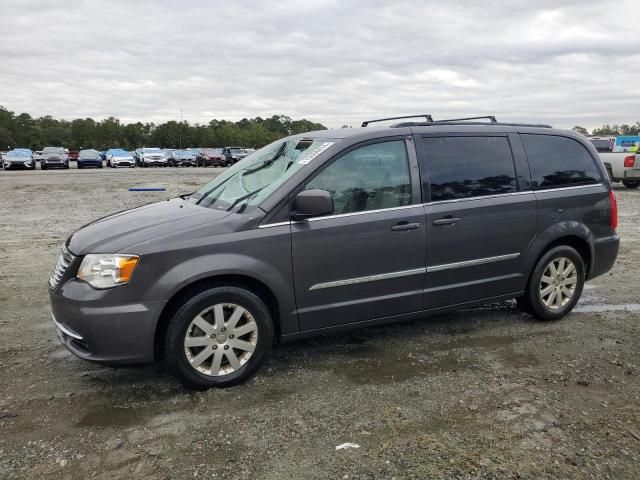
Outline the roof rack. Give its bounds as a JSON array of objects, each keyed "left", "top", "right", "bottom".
[
  {"left": 361, "top": 114, "right": 433, "bottom": 127},
  {"left": 432, "top": 115, "right": 497, "bottom": 123}
]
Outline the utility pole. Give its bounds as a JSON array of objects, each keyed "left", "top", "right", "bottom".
[{"left": 179, "top": 107, "right": 183, "bottom": 149}]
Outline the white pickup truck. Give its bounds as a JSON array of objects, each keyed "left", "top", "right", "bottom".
[{"left": 599, "top": 152, "right": 640, "bottom": 189}]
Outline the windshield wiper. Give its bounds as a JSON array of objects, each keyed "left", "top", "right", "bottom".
[
  {"left": 225, "top": 186, "right": 268, "bottom": 211},
  {"left": 242, "top": 143, "right": 287, "bottom": 175}
]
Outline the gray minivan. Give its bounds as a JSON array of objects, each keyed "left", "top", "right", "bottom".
[{"left": 49, "top": 115, "right": 620, "bottom": 389}]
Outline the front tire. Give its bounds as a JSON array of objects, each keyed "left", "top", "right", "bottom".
[
  {"left": 164, "top": 286, "right": 273, "bottom": 389},
  {"left": 522, "top": 245, "right": 585, "bottom": 321},
  {"left": 622, "top": 180, "right": 640, "bottom": 189}
]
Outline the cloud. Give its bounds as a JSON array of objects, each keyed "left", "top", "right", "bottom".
[{"left": 0, "top": 0, "right": 638, "bottom": 130}]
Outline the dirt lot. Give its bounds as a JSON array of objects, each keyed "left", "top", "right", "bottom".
[{"left": 0, "top": 166, "right": 639, "bottom": 479}]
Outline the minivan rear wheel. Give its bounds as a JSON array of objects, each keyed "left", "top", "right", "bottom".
[
  {"left": 622, "top": 180, "right": 640, "bottom": 189},
  {"left": 521, "top": 245, "right": 585, "bottom": 321},
  {"left": 165, "top": 286, "right": 273, "bottom": 389}
]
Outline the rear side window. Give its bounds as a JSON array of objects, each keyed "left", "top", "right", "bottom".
[
  {"left": 521, "top": 134, "right": 601, "bottom": 190},
  {"left": 419, "top": 136, "right": 517, "bottom": 201}
]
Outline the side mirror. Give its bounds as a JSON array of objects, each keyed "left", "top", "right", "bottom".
[{"left": 291, "top": 189, "right": 333, "bottom": 220}]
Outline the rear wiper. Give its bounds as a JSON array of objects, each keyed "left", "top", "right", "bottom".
[
  {"left": 225, "top": 186, "right": 268, "bottom": 211},
  {"left": 179, "top": 192, "right": 194, "bottom": 199}
]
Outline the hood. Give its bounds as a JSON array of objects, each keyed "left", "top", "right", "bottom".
[{"left": 68, "top": 198, "right": 231, "bottom": 255}]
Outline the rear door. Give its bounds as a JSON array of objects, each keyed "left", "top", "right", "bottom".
[
  {"left": 290, "top": 138, "right": 426, "bottom": 331},
  {"left": 416, "top": 133, "right": 537, "bottom": 308}
]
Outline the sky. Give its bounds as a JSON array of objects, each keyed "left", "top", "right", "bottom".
[{"left": 1, "top": 0, "right": 639, "bottom": 130}]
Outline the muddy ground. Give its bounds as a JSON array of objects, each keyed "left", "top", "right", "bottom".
[{"left": 0, "top": 166, "right": 639, "bottom": 479}]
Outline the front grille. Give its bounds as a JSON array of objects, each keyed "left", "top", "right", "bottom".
[{"left": 49, "top": 244, "right": 75, "bottom": 289}]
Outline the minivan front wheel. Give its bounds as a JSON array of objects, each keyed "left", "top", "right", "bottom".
[
  {"left": 521, "top": 245, "right": 585, "bottom": 321},
  {"left": 165, "top": 286, "right": 273, "bottom": 389}
]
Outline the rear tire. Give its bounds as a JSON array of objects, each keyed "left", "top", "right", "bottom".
[
  {"left": 164, "top": 286, "right": 273, "bottom": 389},
  {"left": 622, "top": 180, "right": 640, "bottom": 189},
  {"left": 522, "top": 245, "right": 585, "bottom": 321}
]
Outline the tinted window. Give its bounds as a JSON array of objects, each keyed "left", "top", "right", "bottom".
[
  {"left": 305, "top": 140, "right": 411, "bottom": 214},
  {"left": 420, "top": 136, "right": 516, "bottom": 201},
  {"left": 521, "top": 134, "right": 601, "bottom": 190}
]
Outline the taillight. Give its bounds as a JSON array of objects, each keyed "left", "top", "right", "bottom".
[
  {"left": 609, "top": 190, "right": 618, "bottom": 229},
  {"left": 624, "top": 155, "right": 635, "bottom": 168}
]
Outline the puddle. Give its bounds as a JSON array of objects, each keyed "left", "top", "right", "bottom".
[
  {"left": 429, "top": 334, "right": 519, "bottom": 352},
  {"left": 339, "top": 351, "right": 469, "bottom": 384},
  {"left": 574, "top": 303, "right": 640, "bottom": 313},
  {"left": 77, "top": 406, "right": 151, "bottom": 428}
]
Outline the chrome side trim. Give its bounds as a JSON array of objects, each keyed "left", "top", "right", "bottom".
[
  {"left": 51, "top": 314, "right": 84, "bottom": 340},
  {"left": 309, "top": 267, "right": 426, "bottom": 291},
  {"left": 427, "top": 253, "right": 520, "bottom": 273}
]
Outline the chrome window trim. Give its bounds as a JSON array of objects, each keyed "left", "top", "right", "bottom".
[
  {"left": 427, "top": 253, "right": 520, "bottom": 273},
  {"left": 533, "top": 183, "right": 603, "bottom": 194},
  {"left": 424, "top": 183, "right": 602, "bottom": 206},
  {"left": 309, "top": 267, "right": 426, "bottom": 291},
  {"left": 259, "top": 183, "right": 604, "bottom": 227},
  {"left": 259, "top": 203, "right": 423, "bottom": 228}
]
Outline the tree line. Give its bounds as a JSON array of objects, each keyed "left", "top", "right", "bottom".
[
  {"left": 572, "top": 122, "right": 640, "bottom": 137},
  {"left": 0, "top": 106, "right": 327, "bottom": 151}
]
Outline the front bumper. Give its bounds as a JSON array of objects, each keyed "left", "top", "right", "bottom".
[
  {"left": 3, "top": 161, "right": 35, "bottom": 169},
  {"left": 49, "top": 279, "right": 166, "bottom": 365},
  {"left": 144, "top": 159, "right": 167, "bottom": 166}
]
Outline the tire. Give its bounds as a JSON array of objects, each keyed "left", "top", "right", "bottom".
[
  {"left": 164, "top": 286, "right": 273, "bottom": 389},
  {"left": 522, "top": 245, "right": 585, "bottom": 321},
  {"left": 41, "top": 164, "right": 47, "bottom": 170},
  {"left": 64, "top": 162, "right": 69, "bottom": 169},
  {"left": 622, "top": 180, "right": 640, "bottom": 189}
]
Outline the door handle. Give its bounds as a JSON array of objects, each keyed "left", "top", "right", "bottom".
[
  {"left": 391, "top": 222, "right": 421, "bottom": 232},
  {"left": 432, "top": 216, "right": 460, "bottom": 226}
]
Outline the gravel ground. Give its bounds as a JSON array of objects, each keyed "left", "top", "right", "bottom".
[{"left": 0, "top": 166, "right": 639, "bottom": 479}]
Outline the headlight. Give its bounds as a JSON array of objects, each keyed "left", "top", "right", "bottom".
[{"left": 77, "top": 254, "right": 139, "bottom": 289}]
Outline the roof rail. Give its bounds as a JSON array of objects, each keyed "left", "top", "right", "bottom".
[
  {"left": 362, "top": 114, "right": 433, "bottom": 127},
  {"left": 432, "top": 115, "right": 497, "bottom": 123}
]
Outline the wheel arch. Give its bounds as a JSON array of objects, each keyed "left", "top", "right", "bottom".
[{"left": 153, "top": 273, "right": 281, "bottom": 361}]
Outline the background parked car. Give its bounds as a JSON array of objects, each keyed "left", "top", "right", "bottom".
[
  {"left": 67, "top": 150, "right": 80, "bottom": 161},
  {"left": 163, "top": 148, "right": 176, "bottom": 163},
  {"left": 197, "top": 148, "right": 227, "bottom": 167},
  {"left": 77, "top": 149, "right": 104, "bottom": 169},
  {"left": 40, "top": 146, "right": 69, "bottom": 170},
  {"left": 168, "top": 149, "right": 197, "bottom": 167},
  {"left": 106, "top": 148, "right": 135, "bottom": 168},
  {"left": 222, "top": 146, "right": 250, "bottom": 164},
  {"left": 137, "top": 147, "right": 167, "bottom": 167},
  {"left": 2, "top": 149, "right": 36, "bottom": 170}
]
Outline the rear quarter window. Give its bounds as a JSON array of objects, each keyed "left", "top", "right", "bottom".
[{"left": 521, "top": 134, "right": 602, "bottom": 190}]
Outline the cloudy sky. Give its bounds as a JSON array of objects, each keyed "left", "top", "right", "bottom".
[{"left": 1, "top": 0, "right": 639, "bottom": 129}]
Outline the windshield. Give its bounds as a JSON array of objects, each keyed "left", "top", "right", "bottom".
[
  {"left": 144, "top": 148, "right": 162, "bottom": 153},
  {"left": 189, "top": 137, "right": 336, "bottom": 213},
  {"left": 7, "top": 151, "right": 26, "bottom": 158},
  {"left": 43, "top": 147, "right": 64, "bottom": 155},
  {"left": 79, "top": 149, "right": 99, "bottom": 158},
  {"left": 230, "top": 148, "right": 244, "bottom": 153}
]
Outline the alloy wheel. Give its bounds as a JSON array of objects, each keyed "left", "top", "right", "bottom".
[
  {"left": 539, "top": 257, "right": 577, "bottom": 310},
  {"left": 183, "top": 303, "right": 258, "bottom": 376}
]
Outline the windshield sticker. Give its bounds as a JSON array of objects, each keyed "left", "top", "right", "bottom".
[{"left": 299, "top": 142, "right": 334, "bottom": 165}]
